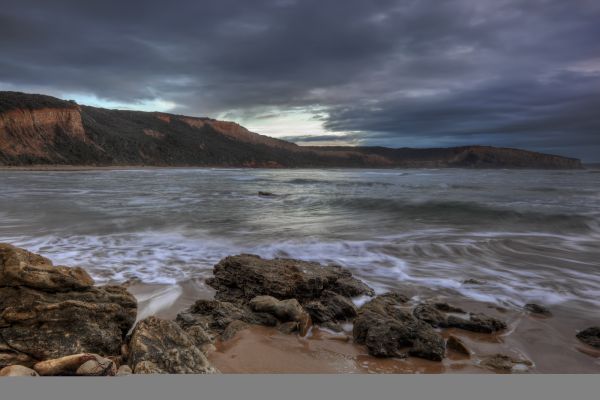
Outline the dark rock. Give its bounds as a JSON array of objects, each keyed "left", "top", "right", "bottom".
[
  {"left": 446, "top": 335, "right": 470, "bottom": 356},
  {"left": 413, "top": 304, "right": 448, "bottom": 327},
  {"left": 304, "top": 290, "right": 357, "bottom": 324},
  {"left": 0, "top": 365, "right": 38, "bottom": 376},
  {"left": 207, "top": 254, "right": 374, "bottom": 302},
  {"left": 353, "top": 293, "right": 445, "bottom": 361},
  {"left": 433, "top": 302, "right": 465, "bottom": 313},
  {"left": 576, "top": 327, "right": 600, "bottom": 348},
  {"left": 447, "top": 313, "right": 507, "bottom": 333},
  {"left": 258, "top": 191, "right": 275, "bottom": 197},
  {"left": 128, "top": 317, "right": 216, "bottom": 374},
  {"left": 221, "top": 320, "right": 250, "bottom": 341},
  {"left": 0, "top": 244, "right": 136, "bottom": 367},
  {"left": 524, "top": 303, "right": 552, "bottom": 317},
  {"left": 463, "top": 279, "right": 484, "bottom": 285}
]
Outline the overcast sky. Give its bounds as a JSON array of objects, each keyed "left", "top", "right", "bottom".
[{"left": 1, "top": 0, "right": 599, "bottom": 161}]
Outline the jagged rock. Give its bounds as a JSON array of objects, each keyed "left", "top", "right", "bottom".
[
  {"left": 0, "top": 245, "right": 136, "bottom": 366},
  {"left": 185, "top": 324, "right": 215, "bottom": 352},
  {"left": 128, "top": 316, "right": 216, "bottom": 374},
  {"left": 207, "top": 254, "right": 373, "bottom": 302},
  {"left": 524, "top": 303, "right": 552, "bottom": 317},
  {"left": 133, "top": 361, "right": 165, "bottom": 374},
  {"left": 116, "top": 365, "right": 132, "bottom": 376},
  {"left": 75, "top": 356, "right": 117, "bottom": 376},
  {"left": 0, "top": 243, "right": 93, "bottom": 291},
  {"left": 353, "top": 293, "right": 445, "bottom": 361},
  {"left": 222, "top": 320, "right": 250, "bottom": 341},
  {"left": 176, "top": 299, "right": 278, "bottom": 336},
  {"left": 446, "top": 313, "right": 507, "bottom": 333},
  {"left": 413, "top": 303, "right": 448, "bottom": 327},
  {"left": 576, "top": 327, "right": 600, "bottom": 348},
  {"left": 447, "top": 335, "right": 470, "bottom": 356},
  {"left": 0, "top": 365, "right": 39, "bottom": 376},
  {"left": 304, "top": 290, "right": 357, "bottom": 324},
  {"left": 481, "top": 354, "right": 532, "bottom": 372},
  {"left": 248, "top": 295, "right": 312, "bottom": 334}
]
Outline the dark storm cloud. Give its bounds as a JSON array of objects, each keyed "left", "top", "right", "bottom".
[{"left": 1, "top": 0, "right": 599, "bottom": 160}]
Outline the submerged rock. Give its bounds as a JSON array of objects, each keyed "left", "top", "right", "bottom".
[
  {"left": 128, "top": 316, "right": 217, "bottom": 374},
  {"left": 524, "top": 303, "right": 552, "bottom": 317},
  {"left": 446, "top": 313, "right": 507, "bottom": 333},
  {"left": 207, "top": 254, "right": 374, "bottom": 302},
  {"left": 576, "top": 327, "right": 600, "bottom": 348},
  {"left": 0, "top": 244, "right": 136, "bottom": 367},
  {"left": 481, "top": 353, "right": 532, "bottom": 372},
  {"left": 0, "top": 365, "right": 39, "bottom": 376},
  {"left": 353, "top": 293, "right": 445, "bottom": 361}
]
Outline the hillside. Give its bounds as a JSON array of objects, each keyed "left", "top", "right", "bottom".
[{"left": 0, "top": 91, "right": 582, "bottom": 169}]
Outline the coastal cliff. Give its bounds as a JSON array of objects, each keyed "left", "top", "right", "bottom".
[{"left": 0, "top": 91, "right": 582, "bottom": 169}]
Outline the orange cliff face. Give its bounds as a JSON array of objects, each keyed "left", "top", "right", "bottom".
[{"left": 0, "top": 106, "right": 89, "bottom": 160}]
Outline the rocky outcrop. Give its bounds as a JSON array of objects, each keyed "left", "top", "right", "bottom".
[
  {"left": 0, "top": 243, "right": 137, "bottom": 367},
  {"left": 207, "top": 254, "right": 374, "bottom": 302},
  {"left": 353, "top": 293, "right": 446, "bottom": 361},
  {"left": 128, "top": 316, "right": 216, "bottom": 374},
  {"left": 0, "top": 91, "right": 582, "bottom": 168}
]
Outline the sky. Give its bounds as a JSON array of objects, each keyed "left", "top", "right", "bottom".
[{"left": 1, "top": 0, "right": 599, "bottom": 161}]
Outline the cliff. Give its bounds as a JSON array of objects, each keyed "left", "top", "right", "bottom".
[{"left": 0, "top": 91, "right": 583, "bottom": 169}]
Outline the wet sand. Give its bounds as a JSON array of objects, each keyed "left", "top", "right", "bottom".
[{"left": 128, "top": 281, "right": 600, "bottom": 374}]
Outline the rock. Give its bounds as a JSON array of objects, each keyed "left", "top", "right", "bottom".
[
  {"left": 207, "top": 254, "right": 374, "bottom": 302},
  {"left": 116, "top": 365, "right": 132, "bottom": 376},
  {"left": 133, "top": 361, "right": 165, "bottom": 374},
  {"left": 0, "top": 243, "right": 94, "bottom": 291},
  {"left": 34, "top": 353, "right": 99, "bottom": 376},
  {"left": 176, "top": 299, "right": 278, "bottom": 341},
  {"left": 304, "top": 290, "right": 357, "bottom": 324},
  {"left": 222, "top": 320, "right": 250, "bottom": 341},
  {"left": 463, "top": 278, "right": 484, "bottom": 285},
  {"left": 0, "top": 245, "right": 137, "bottom": 366},
  {"left": 481, "top": 354, "right": 532, "bottom": 372},
  {"left": 277, "top": 321, "right": 299, "bottom": 334},
  {"left": 433, "top": 302, "right": 465, "bottom": 313},
  {"left": 413, "top": 304, "right": 448, "bottom": 327},
  {"left": 185, "top": 324, "right": 215, "bottom": 352},
  {"left": 576, "top": 327, "right": 600, "bottom": 348},
  {"left": 128, "top": 316, "right": 216, "bottom": 374},
  {"left": 0, "top": 365, "right": 39, "bottom": 376},
  {"left": 249, "top": 296, "right": 305, "bottom": 321},
  {"left": 446, "top": 335, "right": 470, "bottom": 356},
  {"left": 524, "top": 303, "right": 552, "bottom": 317},
  {"left": 353, "top": 293, "right": 445, "bottom": 361},
  {"left": 75, "top": 356, "right": 117, "bottom": 376},
  {"left": 258, "top": 191, "right": 275, "bottom": 197},
  {"left": 446, "top": 313, "right": 507, "bottom": 333}
]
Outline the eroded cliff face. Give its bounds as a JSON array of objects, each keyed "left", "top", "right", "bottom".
[
  {"left": 0, "top": 106, "right": 92, "bottom": 163},
  {"left": 0, "top": 91, "right": 584, "bottom": 169}
]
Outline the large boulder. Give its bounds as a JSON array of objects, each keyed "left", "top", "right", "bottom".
[
  {"left": 0, "top": 244, "right": 137, "bottom": 367},
  {"left": 353, "top": 293, "right": 446, "bottom": 361},
  {"left": 128, "top": 316, "right": 216, "bottom": 374},
  {"left": 206, "top": 254, "right": 374, "bottom": 302}
]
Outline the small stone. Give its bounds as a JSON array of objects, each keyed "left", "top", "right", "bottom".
[
  {"left": 75, "top": 356, "right": 117, "bottom": 376},
  {"left": 447, "top": 313, "right": 507, "bottom": 333},
  {"left": 116, "top": 365, "right": 132, "bottom": 376},
  {"left": 0, "top": 365, "right": 39, "bottom": 376},
  {"left": 481, "top": 354, "right": 532, "bottom": 372},
  {"left": 524, "top": 303, "right": 552, "bottom": 317},
  {"left": 446, "top": 335, "right": 470, "bottom": 356},
  {"left": 576, "top": 327, "right": 600, "bottom": 348}
]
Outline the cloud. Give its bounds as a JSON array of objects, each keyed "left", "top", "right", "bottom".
[{"left": 0, "top": 0, "right": 599, "bottom": 160}]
